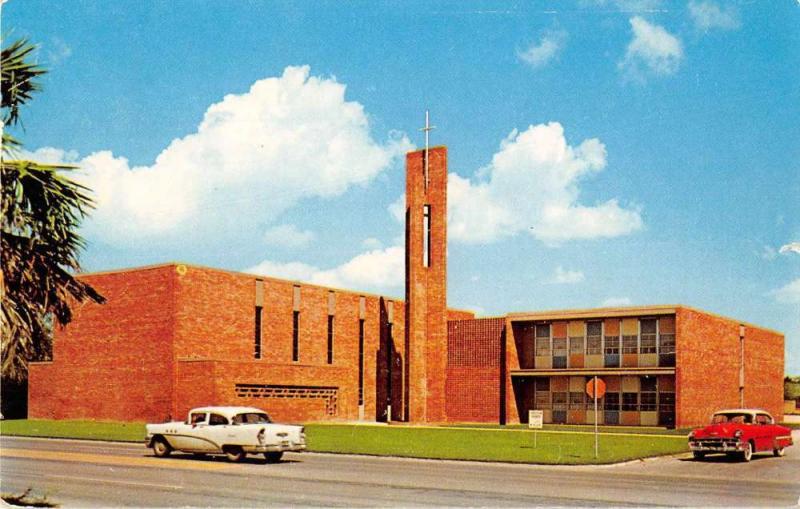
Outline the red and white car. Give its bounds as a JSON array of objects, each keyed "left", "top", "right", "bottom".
[{"left": 688, "top": 409, "right": 793, "bottom": 462}]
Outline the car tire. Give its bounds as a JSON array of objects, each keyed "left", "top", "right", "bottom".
[
  {"left": 264, "top": 452, "right": 283, "bottom": 463},
  {"left": 152, "top": 438, "right": 171, "bottom": 458},
  {"left": 741, "top": 441, "right": 753, "bottom": 462},
  {"left": 692, "top": 451, "right": 705, "bottom": 460},
  {"left": 773, "top": 446, "right": 786, "bottom": 457},
  {"left": 224, "top": 446, "right": 246, "bottom": 462}
]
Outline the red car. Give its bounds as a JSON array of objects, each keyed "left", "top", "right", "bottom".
[{"left": 688, "top": 409, "right": 793, "bottom": 462}]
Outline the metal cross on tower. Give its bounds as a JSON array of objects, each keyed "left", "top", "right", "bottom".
[{"left": 418, "top": 110, "right": 436, "bottom": 190}]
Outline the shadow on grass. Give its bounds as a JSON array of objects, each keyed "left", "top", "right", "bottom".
[{"left": 2, "top": 488, "right": 58, "bottom": 507}]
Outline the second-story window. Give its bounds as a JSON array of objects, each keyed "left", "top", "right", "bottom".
[{"left": 327, "top": 315, "right": 334, "bottom": 364}]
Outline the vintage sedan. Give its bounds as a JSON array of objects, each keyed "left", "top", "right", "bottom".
[
  {"left": 146, "top": 406, "right": 306, "bottom": 462},
  {"left": 688, "top": 409, "right": 793, "bottom": 462}
]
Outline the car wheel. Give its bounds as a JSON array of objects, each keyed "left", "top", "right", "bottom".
[
  {"left": 741, "top": 441, "right": 753, "bottom": 462},
  {"left": 773, "top": 446, "right": 786, "bottom": 457},
  {"left": 692, "top": 451, "right": 705, "bottom": 460},
  {"left": 152, "top": 438, "right": 171, "bottom": 458},
  {"left": 264, "top": 452, "right": 283, "bottom": 463},
  {"left": 224, "top": 446, "right": 246, "bottom": 462}
]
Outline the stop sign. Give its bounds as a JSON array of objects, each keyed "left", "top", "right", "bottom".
[{"left": 586, "top": 378, "right": 606, "bottom": 399}]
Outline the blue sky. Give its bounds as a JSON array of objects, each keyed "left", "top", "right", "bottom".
[{"left": 5, "top": 0, "right": 799, "bottom": 373}]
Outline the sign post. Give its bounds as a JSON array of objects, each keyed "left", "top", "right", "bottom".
[
  {"left": 586, "top": 377, "right": 606, "bottom": 459},
  {"left": 528, "top": 409, "right": 543, "bottom": 448}
]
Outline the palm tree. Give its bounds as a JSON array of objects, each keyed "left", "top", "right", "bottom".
[{"left": 1, "top": 37, "right": 104, "bottom": 384}]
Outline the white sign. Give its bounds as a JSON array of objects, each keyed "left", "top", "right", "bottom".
[{"left": 528, "top": 410, "right": 544, "bottom": 429}]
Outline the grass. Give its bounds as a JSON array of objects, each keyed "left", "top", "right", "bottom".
[
  {"left": 0, "top": 419, "right": 689, "bottom": 464},
  {"left": 305, "top": 424, "right": 688, "bottom": 464},
  {"left": 0, "top": 419, "right": 145, "bottom": 442}
]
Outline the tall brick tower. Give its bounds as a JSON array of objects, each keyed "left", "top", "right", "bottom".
[{"left": 405, "top": 136, "right": 448, "bottom": 423}]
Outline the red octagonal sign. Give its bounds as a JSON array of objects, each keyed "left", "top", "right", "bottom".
[{"left": 586, "top": 378, "right": 606, "bottom": 399}]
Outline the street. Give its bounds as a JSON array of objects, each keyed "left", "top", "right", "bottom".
[{"left": 1, "top": 433, "right": 799, "bottom": 507}]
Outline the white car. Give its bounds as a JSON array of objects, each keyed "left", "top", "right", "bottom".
[{"left": 145, "top": 406, "right": 306, "bottom": 462}]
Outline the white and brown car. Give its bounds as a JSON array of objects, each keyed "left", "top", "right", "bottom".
[{"left": 146, "top": 406, "right": 306, "bottom": 462}]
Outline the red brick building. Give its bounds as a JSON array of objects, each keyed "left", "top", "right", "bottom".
[{"left": 28, "top": 146, "right": 785, "bottom": 427}]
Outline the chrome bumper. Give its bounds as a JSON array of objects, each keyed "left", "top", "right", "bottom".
[
  {"left": 689, "top": 440, "right": 745, "bottom": 453},
  {"left": 247, "top": 442, "right": 307, "bottom": 453}
]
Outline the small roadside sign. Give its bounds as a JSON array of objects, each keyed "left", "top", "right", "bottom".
[
  {"left": 586, "top": 378, "right": 606, "bottom": 399},
  {"left": 528, "top": 410, "right": 544, "bottom": 429}
]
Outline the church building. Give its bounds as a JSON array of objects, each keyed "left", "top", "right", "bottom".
[{"left": 28, "top": 142, "right": 785, "bottom": 428}]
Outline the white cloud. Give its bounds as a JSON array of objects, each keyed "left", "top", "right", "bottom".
[
  {"left": 518, "top": 30, "right": 568, "bottom": 69},
  {"left": 619, "top": 16, "right": 683, "bottom": 79},
  {"left": 443, "top": 122, "right": 642, "bottom": 245},
  {"left": 601, "top": 297, "right": 633, "bottom": 306},
  {"left": 245, "top": 245, "right": 405, "bottom": 294},
  {"left": 30, "top": 66, "right": 411, "bottom": 247},
  {"left": 688, "top": 1, "right": 740, "bottom": 31},
  {"left": 773, "top": 278, "right": 800, "bottom": 305},
  {"left": 551, "top": 266, "right": 585, "bottom": 284},
  {"left": 780, "top": 242, "right": 800, "bottom": 255},
  {"left": 262, "top": 224, "right": 314, "bottom": 249},
  {"left": 361, "top": 237, "right": 383, "bottom": 250}
]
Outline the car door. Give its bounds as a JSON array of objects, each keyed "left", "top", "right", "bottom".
[
  {"left": 753, "top": 413, "right": 772, "bottom": 451},
  {"left": 202, "top": 412, "right": 234, "bottom": 451},
  {"left": 174, "top": 411, "right": 216, "bottom": 452}
]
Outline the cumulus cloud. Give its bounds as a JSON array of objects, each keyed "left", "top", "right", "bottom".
[
  {"left": 688, "top": 1, "right": 740, "bottom": 31},
  {"left": 442, "top": 122, "right": 642, "bottom": 245},
  {"left": 245, "top": 245, "right": 404, "bottom": 294},
  {"left": 262, "top": 224, "right": 314, "bottom": 249},
  {"left": 518, "top": 30, "right": 568, "bottom": 69},
  {"left": 29, "top": 66, "right": 411, "bottom": 247},
  {"left": 619, "top": 16, "right": 683, "bottom": 79},
  {"left": 601, "top": 297, "right": 633, "bottom": 306},
  {"left": 773, "top": 278, "right": 800, "bottom": 304},
  {"left": 780, "top": 242, "right": 800, "bottom": 255},
  {"left": 550, "top": 266, "right": 585, "bottom": 284}
]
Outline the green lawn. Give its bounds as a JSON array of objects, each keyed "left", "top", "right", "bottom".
[
  {"left": 1, "top": 419, "right": 689, "bottom": 464},
  {"left": 0, "top": 419, "right": 145, "bottom": 442}
]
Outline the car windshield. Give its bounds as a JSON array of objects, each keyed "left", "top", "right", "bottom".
[
  {"left": 232, "top": 412, "right": 272, "bottom": 424},
  {"left": 711, "top": 413, "right": 752, "bottom": 424}
]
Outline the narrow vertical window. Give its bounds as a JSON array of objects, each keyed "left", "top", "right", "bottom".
[
  {"left": 327, "top": 315, "right": 334, "bottom": 364},
  {"left": 386, "top": 322, "right": 393, "bottom": 410},
  {"left": 254, "top": 306, "right": 263, "bottom": 359},
  {"left": 358, "top": 318, "right": 365, "bottom": 406},
  {"left": 292, "top": 311, "right": 299, "bottom": 362},
  {"left": 422, "top": 204, "right": 431, "bottom": 267}
]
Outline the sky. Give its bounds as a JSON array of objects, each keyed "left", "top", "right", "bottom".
[{"left": 5, "top": 0, "right": 799, "bottom": 373}]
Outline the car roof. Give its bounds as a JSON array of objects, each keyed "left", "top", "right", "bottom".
[
  {"left": 712, "top": 408, "right": 771, "bottom": 416},
  {"left": 190, "top": 406, "right": 267, "bottom": 418}
]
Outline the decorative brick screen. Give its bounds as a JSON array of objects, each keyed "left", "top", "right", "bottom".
[{"left": 235, "top": 384, "right": 339, "bottom": 416}]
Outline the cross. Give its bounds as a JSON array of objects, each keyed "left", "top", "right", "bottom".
[{"left": 418, "top": 110, "right": 436, "bottom": 190}]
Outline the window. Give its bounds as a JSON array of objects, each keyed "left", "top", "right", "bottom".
[
  {"left": 358, "top": 318, "right": 364, "bottom": 406},
  {"left": 640, "top": 377, "right": 657, "bottom": 411},
  {"left": 233, "top": 412, "right": 271, "bottom": 425},
  {"left": 622, "top": 392, "right": 638, "bottom": 411},
  {"left": 535, "top": 324, "right": 551, "bottom": 356},
  {"left": 327, "top": 315, "right": 334, "bottom": 364},
  {"left": 254, "top": 306, "right": 263, "bottom": 359},
  {"left": 569, "top": 391, "right": 584, "bottom": 410},
  {"left": 586, "top": 322, "right": 602, "bottom": 354},
  {"left": 569, "top": 336, "right": 584, "bottom": 355},
  {"left": 534, "top": 379, "right": 551, "bottom": 409},
  {"left": 659, "top": 333, "right": 675, "bottom": 354},
  {"left": 552, "top": 338, "right": 567, "bottom": 356},
  {"left": 190, "top": 412, "right": 207, "bottom": 425},
  {"left": 423, "top": 204, "right": 431, "bottom": 267},
  {"left": 622, "top": 334, "right": 638, "bottom": 354},
  {"left": 756, "top": 414, "right": 772, "bottom": 425},
  {"left": 209, "top": 413, "right": 228, "bottom": 426},
  {"left": 604, "top": 335, "right": 620, "bottom": 354},
  {"left": 640, "top": 319, "right": 657, "bottom": 354},
  {"left": 552, "top": 392, "right": 567, "bottom": 409},
  {"left": 604, "top": 393, "right": 620, "bottom": 411},
  {"left": 659, "top": 392, "right": 675, "bottom": 413},
  {"left": 292, "top": 311, "right": 299, "bottom": 362}
]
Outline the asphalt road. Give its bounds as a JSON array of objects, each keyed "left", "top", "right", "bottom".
[{"left": 1, "top": 433, "right": 799, "bottom": 507}]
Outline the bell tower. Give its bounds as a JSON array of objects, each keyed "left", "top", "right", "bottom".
[{"left": 405, "top": 112, "right": 448, "bottom": 423}]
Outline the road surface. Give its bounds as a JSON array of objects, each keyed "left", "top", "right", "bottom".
[{"left": 1, "top": 433, "right": 798, "bottom": 507}]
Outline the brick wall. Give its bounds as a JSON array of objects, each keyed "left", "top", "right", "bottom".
[
  {"left": 675, "top": 307, "right": 784, "bottom": 427},
  {"left": 29, "top": 265, "right": 177, "bottom": 421},
  {"left": 445, "top": 318, "right": 505, "bottom": 422}
]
